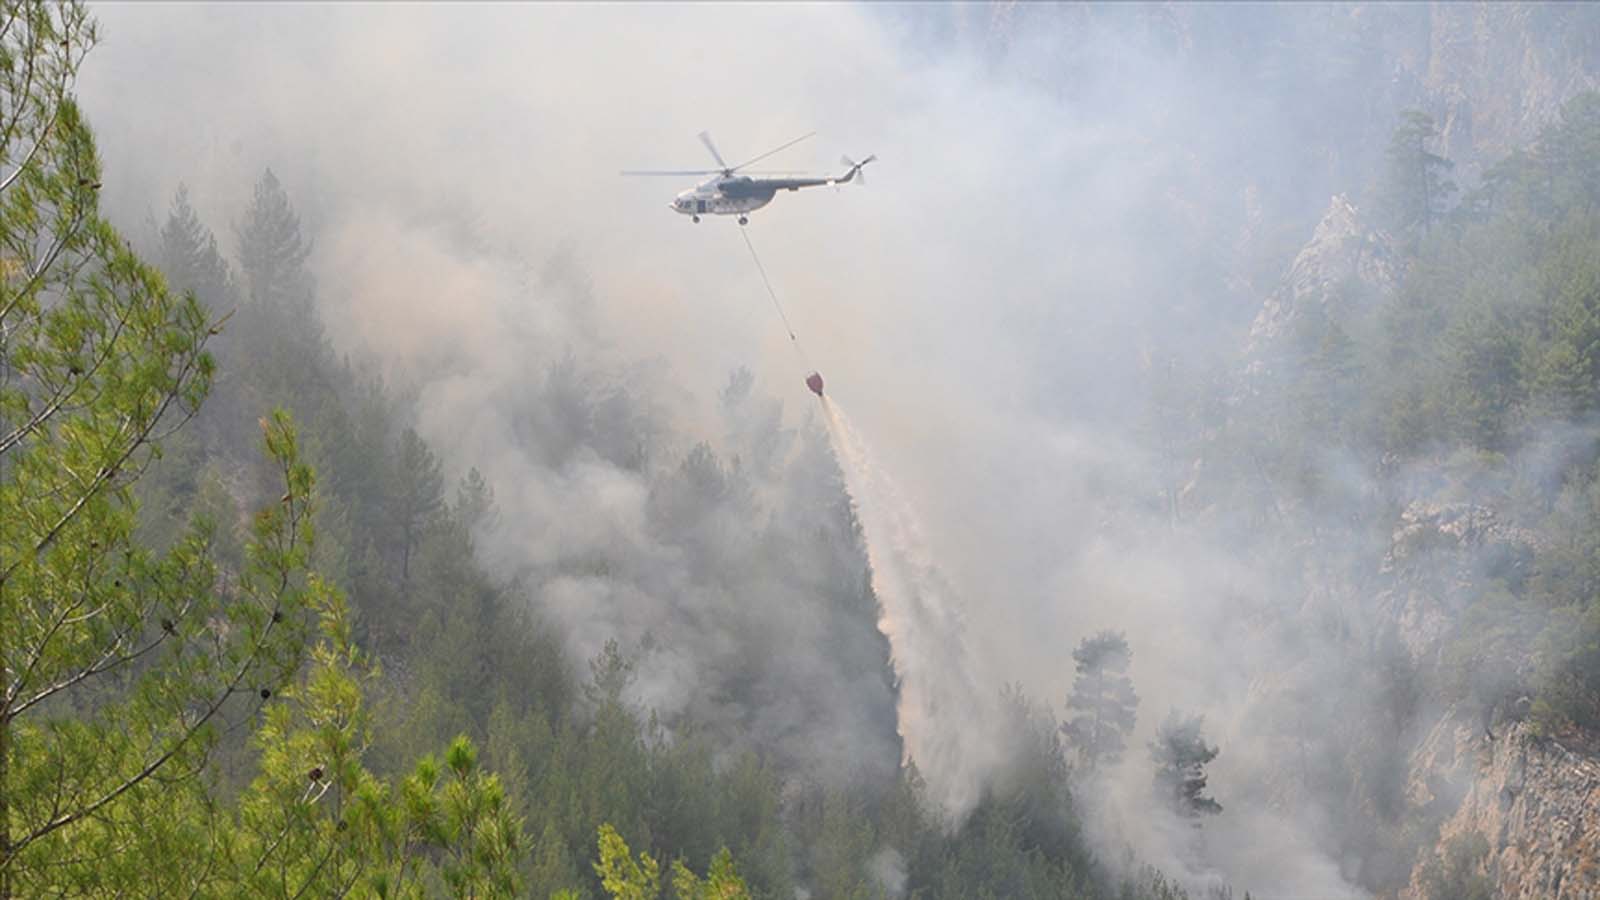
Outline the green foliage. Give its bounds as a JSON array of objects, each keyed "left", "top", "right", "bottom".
[
  {"left": 223, "top": 518, "right": 528, "bottom": 899},
  {"left": 1371, "top": 95, "right": 1600, "bottom": 729},
  {"left": 392, "top": 426, "right": 444, "bottom": 582},
  {"left": 595, "top": 824, "right": 661, "bottom": 900},
  {"left": 1062, "top": 630, "right": 1139, "bottom": 769},
  {"left": 391, "top": 735, "right": 527, "bottom": 897},
  {"left": 1377, "top": 110, "right": 1455, "bottom": 238},
  {"left": 151, "top": 165, "right": 840, "bottom": 897},
  {"left": 159, "top": 183, "right": 237, "bottom": 312},
  {"left": 1167, "top": 88, "right": 1600, "bottom": 891},
  {"left": 1533, "top": 600, "right": 1600, "bottom": 732},
  {"left": 0, "top": 12, "right": 543, "bottom": 894},
  {"left": 809, "top": 789, "right": 876, "bottom": 899},
  {"left": 671, "top": 847, "right": 751, "bottom": 900},
  {"left": 1558, "top": 93, "right": 1600, "bottom": 184},
  {"left": 1440, "top": 584, "right": 1540, "bottom": 729},
  {"left": 1373, "top": 94, "right": 1600, "bottom": 456},
  {"left": 0, "top": 4, "right": 300, "bottom": 891},
  {"left": 236, "top": 168, "right": 311, "bottom": 311},
  {"left": 591, "top": 824, "right": 753, "bottom": 900},
  {"left": 1416, "top": 832, "right": 1494, "bottom": 900},
  {"left": 885, "top": 687, "right": 1113, "bottom": 900},
  {"left": 226, "top": 565, "right": 383, "bottom": 898},
  {"left": 996, "top": 685, "right": 1083, "bottom": 865}
]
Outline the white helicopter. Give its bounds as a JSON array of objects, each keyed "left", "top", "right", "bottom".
[{"left": 623, "top": 131, "right": 874, "bottom": 224}]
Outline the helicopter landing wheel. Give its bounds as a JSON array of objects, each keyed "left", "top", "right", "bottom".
[
  {"left": 691, "top": 215, "right": 700, "bottom": 223},
  {"left": 738, "top": 215, "right": 748, "bottom": 225}
]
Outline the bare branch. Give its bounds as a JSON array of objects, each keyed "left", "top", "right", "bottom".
[{"left": 0, "top": 118, "right": 50, "bottom": 195}]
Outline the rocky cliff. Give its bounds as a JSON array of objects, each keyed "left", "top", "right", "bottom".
[
  {"left": 1419, "top": 4, "right": 1600, "bottom": 180},
  {"left": 1403, "top": 718, "right": 1600, "bottom": 900},
  {"left": 1243, "top": 194, "right": 1398, "bottom": 366}
]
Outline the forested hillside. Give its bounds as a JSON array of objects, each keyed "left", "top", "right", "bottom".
[
  {"left": 0, "top": 4, "right": 1219, "bottom": 897},
  {"left": 7, "top": 1, "right": 1600, "bottom": 898},
  {"left": 1179, "top": 90, "right": 1600, "bottom": 898},
  {"left": 1215, "top": 91, "right": 1600, "bottom": 735}
]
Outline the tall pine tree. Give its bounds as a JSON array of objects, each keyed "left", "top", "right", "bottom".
[
  {"left": 1061, "top": 631, "right": 1139, "bottom": 769},
  {"left": 1378, "top": 110, "right": 1456, "bottom": 238},
  {"left": 0, "top": 4, "right": 291, "bottom": 892},
  {"left": 236, "top": 167, "right": 311, "bottom": 311},
  {"left": 392, "top": 426, "right": 444, "bottom": 584},
  {"left": 159, "top": 183, "right": 236, "bottom": 308}
]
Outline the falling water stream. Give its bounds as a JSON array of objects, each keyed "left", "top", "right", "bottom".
[{"left": 819, "top": 397, "right": 997, "bottom": 820}]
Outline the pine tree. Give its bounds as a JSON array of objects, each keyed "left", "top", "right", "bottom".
[
  {"left": 157, "top": 184, "right": 241, "bottom": 456},
  {"left": 594, "top": 824, "right": 661, "bottom": 900},
  {"left": 1530, "top": 221, "right": 1600, "bottom": 419},
  {"left": 1378, "top": 110, "right": 1456, "bottom": 238},
  {"left": 235, "top": 167, "right": 311, "bottom": 311},
  {"left": 1540, "top": 91, "right": 1600, "bottom": 208},
  {"left": 456, "top": 466, "right": 499, "bottom": 536},
  {"left": 0, "top": 4, "right": 305, "bottom": 892},
  {"left": 158, "top": 183, "right": 236, "bottom": 309},
  {"left": 225, "top": 511, "right": 527, "bottom": 898},
  {"left": 1061, "top": 631, "right": 1139, "bottom": 769},
  {"left": 672, "top": 847, "right": 753, "bottom": 900},
  {"left": 1150, "top": 711, "right": 1223, "bottom": 819},
  {"left": 812, "top": 790, "right": 876, "bottom": 900},
  {"left": 392, "top": 426, "right": 444, "bottom": 583}
]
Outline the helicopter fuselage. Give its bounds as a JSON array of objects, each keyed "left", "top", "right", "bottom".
[{"left": 671, "top": 176, "right": 779, "bottom": 219}]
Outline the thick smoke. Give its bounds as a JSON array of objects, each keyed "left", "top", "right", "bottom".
[
  {"left": 867, "top": 846, "right": 909, "bottom": 898},
  {"left": 73, "top": 3, "right": 1598, "bottom": 895}
]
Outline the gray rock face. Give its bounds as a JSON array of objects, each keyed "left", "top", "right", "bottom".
[
  {"left": 1420, "top": 3, "right": 1600, "bottom": 180},
  {"left": 1244, "top": 194, "right": 1397, "bottom": 365},
  {"left": 1384, "top": 502, "right": 1535, "bottom": 565},
  {"left": 1403, "top": 720, "right": 1600, "bottom": 900}
]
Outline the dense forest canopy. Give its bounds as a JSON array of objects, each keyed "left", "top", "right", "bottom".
[{"left": 4, "top": 1, "right": 1600, "bottom": 898}]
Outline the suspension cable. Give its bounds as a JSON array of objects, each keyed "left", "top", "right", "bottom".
[{"left": 738, "top": 225, "right": 812, "bottom": 368}]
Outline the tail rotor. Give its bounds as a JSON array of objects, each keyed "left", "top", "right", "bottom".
[{"left": 840, "top": 155, "right": 874, "bottom": 185}]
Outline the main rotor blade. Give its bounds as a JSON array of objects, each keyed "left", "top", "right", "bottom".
[
  {"left": 698, "top": 131, "right": 730, "bottom": 171},
  {"left": 731, "top": 132, "right": 815, "bottom": 173},
  {"left": 620, "top": 169, "right": 720, "bottom": 176}
]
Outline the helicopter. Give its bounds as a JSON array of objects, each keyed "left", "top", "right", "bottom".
[{"left": 623, "top": 131, "right": 874, "bottom": 224}]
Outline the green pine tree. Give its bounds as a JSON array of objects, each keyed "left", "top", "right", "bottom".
[
  {"left": 1062, "top": 631, "right": 1139, "bottom": 769},
  {"left": 236, "top": 167, "right": 312, "bottom": 311},
  {"left": 1378, "top": 110, "right": 1456, "bottom": 238},
  {"left": 159, "top": 183, "right": 237, "bottom": 309},
  {"left": 0, "top": 4, "right": 306, "bottom": 892}
]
